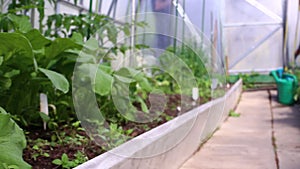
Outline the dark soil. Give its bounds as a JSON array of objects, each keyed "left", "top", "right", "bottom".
[
  {"left": 23, "top": 94, "right": 204, "bottom": 168},
  {"left": 23, "top": 127, "right": 105, "bottom": 169}
]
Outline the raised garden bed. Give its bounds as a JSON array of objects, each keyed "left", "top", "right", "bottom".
[
  {"left": 75, "top": 79, "right": 242, "bottom": 169},
  {"left": 22, "top": 94, "right": 191, "bottom": 168}
]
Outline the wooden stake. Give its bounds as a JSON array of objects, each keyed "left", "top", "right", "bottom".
[{"left": 225, "top": 55, "right": 229, "bottom": 76}]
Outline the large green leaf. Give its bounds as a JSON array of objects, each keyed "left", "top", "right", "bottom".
[
  {"left": 115, "top": 67, "right": 152, "bottom": 92},
  {"left": 0, "top": 33, "right": 33, "bottom": 59},
  {"left": 136, "top": 96, "right": 149, "bottom": 113},
  {"left": 39, "top": 68, "right": 69, "bottom": 93},
  {"left": 0, "top": 108, "right": 31, "bottom": 169},
  {"left": 70, "top": 32, "right": 83, "bottom": 45},
  {"left": 84, "top": 37, "right": 98, "bottom": 51},
  {"left": 77, "top": 63, "right": 113, "bottom": 96},
  {"left": 137, "top": 77, "right": 152, "bottom": 92},
  {"left": 24, "top": 29, "right": 51, "bottom": 50},
  {"left": 0, "top": 77, "right": 12, "bottom": 90},
  {"left": 106, "top": 23, "right": 118, "bottom": 44},
  {"left": 94, "top": 68, "right": 113, "bottom": 96},
  {"left": 0, "top": 57, "right": 3, "bottom": 66},
  {"left": 45, "top": 38, "right": 82, "bottom": 58},
  {"left": 114, "top": 67, "right": 141, "bottom": 79},
  {"left": 7, "top": 14, "right": 32, "bottom": 33}
]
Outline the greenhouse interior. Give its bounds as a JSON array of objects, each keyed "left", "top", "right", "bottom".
[{"left": 0, "top": 0, "right": 300, "bottom": 169}]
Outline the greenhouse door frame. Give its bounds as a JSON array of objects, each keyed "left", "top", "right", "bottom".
[{"left": 221, "top": 0, "right": 284, "bottom": 74}]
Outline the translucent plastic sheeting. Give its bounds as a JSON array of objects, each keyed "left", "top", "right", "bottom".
[
  {"left": 286, "top": 0, "right": 300, "bottom": 66},
  {"left": 224, "top": 0, "right": 283, "bottom": 24},
  {"left": 183, "top": 0, "right": 223, "bottom": 66},
  {"left": 113, "top": 11, "right": 226, "bottom": 79},
  {"left": 101, "top": 0, "right": 129, "bottom": 18},
  {"left": 226, "top": 27, "right": 283, "bottom": 73},
  {"left": 184, "top": 0, "right": 214, "bottom": 36},
  {"left": 53, "top": 0, "right": 224, "bottom": 65},
  {"left": 131, "top": 0, "right": 223, "bottom": 60},
  {"left": 222, "top": 0, "right": 284, "bottom": 73},
  {"left": 57, "top": 3, "right": 82, "bottom": 15},
  {"left": 253, "top": 0, "right": 283, "bottom": 17},
  {"left": 225, "top": 25, "right": 281, "bottom": 64},
  {"left": 99, "top": 0, "right": 116, "bottom": 15}
]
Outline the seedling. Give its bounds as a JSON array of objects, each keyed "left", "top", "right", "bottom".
[
  {"left": 229, "top": 110, "right": 240, "bottom": 117},
  {"left": 52, "top": 152, "right": 88, "bottom": 169}
]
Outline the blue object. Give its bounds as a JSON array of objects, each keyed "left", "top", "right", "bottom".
[{"left": 276, "top": 68, "right": 283, "bottom": 78}]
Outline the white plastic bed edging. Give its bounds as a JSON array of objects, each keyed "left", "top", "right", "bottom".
[{"left": 75, "top": 79, "right": 243, "bottom": 169}]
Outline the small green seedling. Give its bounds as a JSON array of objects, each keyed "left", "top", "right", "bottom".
[
  {"left": 229, "top": 110, "right": 240, "bottom": 117},
  {"left": 52, "top": 152, "right": 88, "bottom": 168},
  {"left": 52, "top": 153, "right": 75, "bottom": 169}
]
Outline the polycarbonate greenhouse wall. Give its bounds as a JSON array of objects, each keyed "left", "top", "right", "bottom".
[
  {"left": 50, "top": 0, "right": 221, "bottom": 53},
  {"left": 222, "top": 0, "right": 284, "bottom": 74}
]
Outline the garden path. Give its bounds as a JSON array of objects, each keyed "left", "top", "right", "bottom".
[{"left": 180, "top": 90, "right": 300, "bottom": 169}]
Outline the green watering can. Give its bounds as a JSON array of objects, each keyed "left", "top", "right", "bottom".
[{"left": 270, "top": 70, "right": 298, "bottom": 105}]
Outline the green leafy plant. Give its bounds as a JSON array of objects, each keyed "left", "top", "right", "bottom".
[
  {"left": 0, "top": 13, "right": 32, "bottom": 33},
  {"left": 0, "top": 107, "right": 31, "bottom": 169},
  {"left": 237, "top": 72, "right": 259, "bottom": 89},
  {"left": 75, "top": 63, "right": 153, "bottom": 124},
  {"left": 156, "top": 44, "right": 212, "bottom": 101},
  {"left": 84, "top": 121, "right": 134, "bottom": 150},
  {"left": 0, "top": 1, "right": 149, "bottom": 128},
  {"left": 52, "top": 153, "right": 75, "bottom": 169},
  {"left": 30, "top": 139, "right": 50, "bottom": 161},
  {"left": 73, "top": 151, "right": 89, "bottom": 165},
  {"left": 3, "top": 0, "right": 73, "bottom": 32},
  {"left": 73, "top": 37, "right": 154, "bottom": 125},
  {"left": 45, "top": 13, "right": 131, "bottom": 41},
  {"left": 52, "top": 152, "right": 88, "bottom": 169},
  {"left": 0, "top": 31, "right": 80, "bottom": 126},
  {"left": 229, "top": 110, "right": 240, "bottom": 117},
  {"left": 55, "top": 131, "right": 89, "bottom": 146}
]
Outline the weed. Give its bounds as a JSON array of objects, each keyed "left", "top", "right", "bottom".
[
  {"left": 52, "top": 152, "right": 87, "bottom": 169},
  {"left": 229, "top": 110, "right": 240, "bottom": 117}
]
